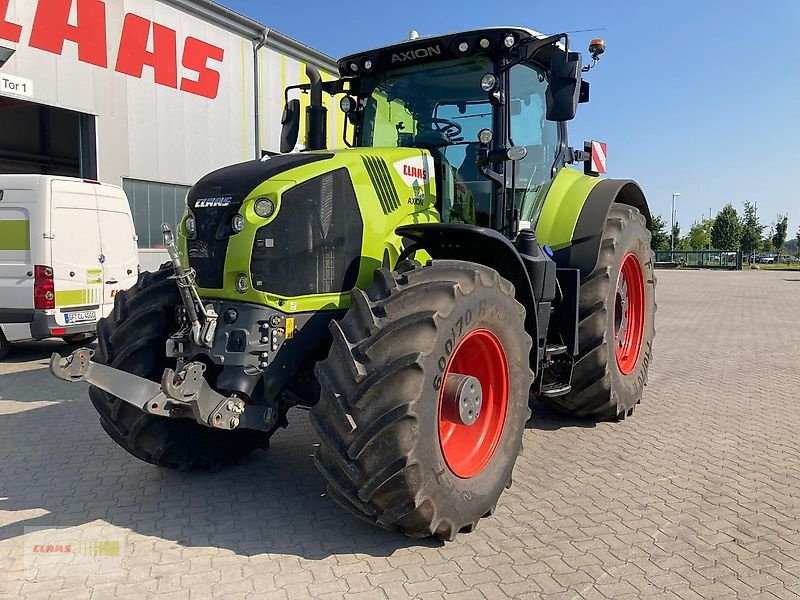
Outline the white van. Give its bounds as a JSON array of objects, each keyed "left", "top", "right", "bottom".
[{"left": 0, "top": 175, "right": 140, "bottom": 359}]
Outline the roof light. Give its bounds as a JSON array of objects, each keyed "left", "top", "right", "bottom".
[
  {"left": 479, "top": 38, "right": 490, "bottom": 49},
  {"left": 504, "top": 35, "right": 515, "bottom": 48},
  {"left": 363, "top": 59, "right": 373, "bottom": 70},
  {"left": 458, "top": 41, "right": 469, "bottom": 53},
  {"left": 349, "top": 62, "right": 359, "bottom": 72}
]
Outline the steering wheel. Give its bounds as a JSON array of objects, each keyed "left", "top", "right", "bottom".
[{"left": 421, "top": 117, "right": 463, "bottom": 140}]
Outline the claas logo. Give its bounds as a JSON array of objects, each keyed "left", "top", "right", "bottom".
[{"left": 0, "top": 0, "right": 225, "bottom": 99}]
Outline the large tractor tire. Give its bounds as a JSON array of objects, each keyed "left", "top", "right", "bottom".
[
  {"left": 311, "top": 260, "right": 534, "bottom": 540},
  {"left": 89, "top": 267, "right": 271, "bottom": 470},
  {"left": 0, "top": 330, "right": 10, "bottom": 361},
  {"left": 544, "top": 203, "right": 656, "bottom": 420}
]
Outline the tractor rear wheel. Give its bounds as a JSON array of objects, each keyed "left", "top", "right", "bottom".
[
  {"left": 311, "top": 260, "right": 533, "bottom": 540},
  {"left": 89, "top": 267, "right": 272, "bottom": 470},
  {"left": 543, "top": 203, "right": 656, "bottom": 420}
]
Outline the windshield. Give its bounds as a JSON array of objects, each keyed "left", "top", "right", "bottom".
[
  {"left": 358, "top": 57, "right": 496, "bottom": 226},
  {"left": 358, "top": 56, "right": 494, "bottom": 155}
]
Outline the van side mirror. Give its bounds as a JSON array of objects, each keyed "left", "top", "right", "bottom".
[
  {"left": 545, "top": 51, "right": 582, "bottom": 122},
  {"left": 280, "top": 99, "right": 301, "bottom": 153}
]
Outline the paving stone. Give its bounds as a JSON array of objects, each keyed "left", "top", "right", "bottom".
[{"left": 1, "top": 270, "right": 798, "bottom": 599}]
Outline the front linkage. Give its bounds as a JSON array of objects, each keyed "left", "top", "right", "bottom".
[
  {"left": 50, "top": 225, "right": 277, "bottom": 434},
  {"left": 50, "top": 348, "right": 276, "bottom": 433}
]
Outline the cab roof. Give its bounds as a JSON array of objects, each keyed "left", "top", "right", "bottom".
[{"left": 337, "top": 27, "right": 560, "bottom": 77}]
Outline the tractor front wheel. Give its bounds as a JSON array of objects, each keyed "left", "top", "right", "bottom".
[{"left": 311, "top": 260, "right": 533, "bottom": 540}]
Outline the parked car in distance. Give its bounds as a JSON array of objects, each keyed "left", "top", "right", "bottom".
[{"left": 0, "top": 175, "right": 140, "bottom": 360}]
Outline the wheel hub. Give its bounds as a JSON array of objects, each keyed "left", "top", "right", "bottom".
[
  {"left": 442, "top": 374, "right": 483, "bottom": 426},
  {"left": 437, "top": 329, "right": 509, "bottom": 479}
]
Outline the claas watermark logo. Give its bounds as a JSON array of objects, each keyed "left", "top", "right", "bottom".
[
  {"left": 31, "top": 540, "right": 121, "bottom": 556},
  {"left": 24, "top": 525, "right": 125, "bottom": 577}
]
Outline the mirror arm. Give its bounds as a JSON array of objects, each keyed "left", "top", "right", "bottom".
[{"left": 503, "top": 32, "right": 567, "bottom": 71}]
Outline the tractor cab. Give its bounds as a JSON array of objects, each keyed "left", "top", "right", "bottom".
[{"left": 281, "top": 28, "right": 596, "bottom": 237}]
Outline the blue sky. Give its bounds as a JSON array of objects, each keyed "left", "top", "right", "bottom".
[{"left": 221, "top": 0, "right": 799, "bottom": 237}]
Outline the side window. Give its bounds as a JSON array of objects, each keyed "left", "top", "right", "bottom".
[
  {"left": 509, "top": 63, "right": 560, "bottom": 219},
  {"left": 362, "top": 91, "right": 416, "bottom": 147}
]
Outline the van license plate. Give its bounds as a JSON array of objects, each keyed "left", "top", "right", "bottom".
[{"left": 64, "top": 311, "right": 96, "bottom": 324}]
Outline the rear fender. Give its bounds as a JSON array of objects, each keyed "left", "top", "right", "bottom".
[
  {"left": 395, "top": 223, "right": 538, "bottom": 349},
  {"left": 536, "top": 170, "right": 651, "bottom": 277}
]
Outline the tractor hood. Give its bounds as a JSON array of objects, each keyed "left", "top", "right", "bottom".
[{"left": 180, "top": 147, "right": 440, "bottom": 312}]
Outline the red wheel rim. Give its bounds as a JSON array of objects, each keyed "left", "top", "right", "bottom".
[
  {"left": 614, "top": 253, "right": 645, "bottom": 375},
  {"left": 438, "top": 329, "right": 509, "bottom": 479}
]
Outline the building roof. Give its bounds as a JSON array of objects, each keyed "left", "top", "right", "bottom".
[{"left": 160, "top": 0, "right": 338, "bottom": 72}]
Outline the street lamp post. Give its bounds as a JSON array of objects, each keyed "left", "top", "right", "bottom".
[{"left": 671, "top": 192, "right": 681, "bottom": 259}]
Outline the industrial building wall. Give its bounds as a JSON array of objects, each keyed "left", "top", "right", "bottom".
[
  {"left": 0, "top": 0, "right": 256, "bottom": 186},
  {"left": 0, "top": 0, "right": 340, "bottom": 269}
]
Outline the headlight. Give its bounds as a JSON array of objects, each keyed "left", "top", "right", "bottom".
[
  {"left": 478, "top": 128, "right": 493, "bottom": 145},
  {"left": 231, "top": 214, "right": 245, "bottom": 233},
  {"left": 185, "top": 214, "right": 196, "bottom": 235},
  {"left": 235, "top": 274, "right": 249, "bottom": 293},
  {"left": 254, "top": 197, "right": 275, "bottom": 218}
]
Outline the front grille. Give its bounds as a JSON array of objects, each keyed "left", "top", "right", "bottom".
[
  {"left": 250, "top": 168, "right": 363, "bottom": 297},
  {"left": 362, "top": 156, "right": 401, "bottom": 214},
  {"left": 185, "top": 154, "right": 334, "bottom": 290},
  {"left": 188, "top": 203, "right": 242, "bottom": 288}
]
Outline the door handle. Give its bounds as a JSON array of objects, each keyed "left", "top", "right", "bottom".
[{"left": 105, "top": 279, "right": 118, "bottom": 285}]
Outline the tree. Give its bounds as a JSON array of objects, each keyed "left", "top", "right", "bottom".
[
  {"left": 740, "top": 201, "right": 763, "bottom": 258},
  {"left": 650, "top": 214, "right": 670, "bottom": 252},
  {"left": 711, "top": 204, "right": 742, "bottom": 250},
  {"left": 671, "top": 222, "right": 680, "bottom": 246},
  {"left": 772, "top": 214, "right": 788, "bottom": 253},
  {"left": 687, "top": 219, "right": 713, "bottom": 250},
  {"left": 796, "top": 226, "right": 800, "bottom": 258}
]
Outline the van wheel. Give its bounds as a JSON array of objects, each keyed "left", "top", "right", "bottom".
[{"left": 0, "top": 331, "right": 11, "bottom": 361}]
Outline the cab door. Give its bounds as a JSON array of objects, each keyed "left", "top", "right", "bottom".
[{"left": 49, "top": 179, "right": 104, "bottom": 326}]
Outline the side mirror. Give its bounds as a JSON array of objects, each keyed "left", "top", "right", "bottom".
[
  {"left": 546, "top": 51, "right": 582, "bottom": 122},
  {"left": 280, "top": 98, "right": 300, "bottom": 153}
]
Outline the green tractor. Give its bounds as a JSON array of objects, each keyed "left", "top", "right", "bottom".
[{"left": 52, "top": 27, "right": 656, "bottom": 540}]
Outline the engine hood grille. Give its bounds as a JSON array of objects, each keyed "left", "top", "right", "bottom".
[{"left": 186, "top": 153, "right": 333, "bottom": 289}]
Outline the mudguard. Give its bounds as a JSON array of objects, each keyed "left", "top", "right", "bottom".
[
  {"left": 396, "top": 223, "right": 538, "bottom": 349},
  {"left": 535, "top": 169, "right": 651, "bottom": 277}
]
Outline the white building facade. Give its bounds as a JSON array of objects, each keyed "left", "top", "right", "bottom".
[{"left": 0, "top": 0, "right": 338, "bottom": 269}]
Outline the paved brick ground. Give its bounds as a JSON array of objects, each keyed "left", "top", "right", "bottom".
[{"left": 1, "top": 269, "right": 799, "bottom": 599}]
